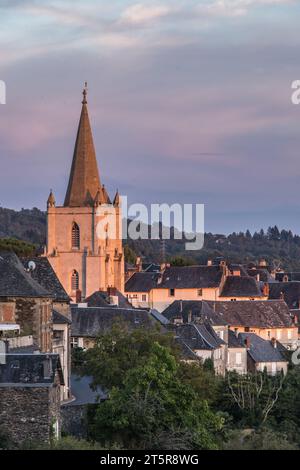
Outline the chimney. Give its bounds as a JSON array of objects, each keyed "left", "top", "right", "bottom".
[
  {"left": 259, "top": 259, "right": 267, "bottom": 267},
  {"left": 283, "top": 274, "right": 289, "bottom": 282},
  {"left": 107, "top": 287, "right": 119, "bottom": 306},
  {"left": 0, "top": 340, "right": 8, "bottom": 365},
  {"left": 263, "top": 283, "right": 270, "bottom": 297},
  {"left": 271, "top": 337, "right": 277, "bottom": 348},
  {"left": 279, "top": 291, "right": 284, "bottom": 300},
  {"left": 135, "top": 257, "right": 142, "bottom": 272},
  {"left": 207, "top": 259, "right": 212, "bottom": 266},
  {"left": 76, "top": 289, "right": 82, "bottom": 303},
  {"left": 180, "top": 300, "right": 183, "bottom": 313},
  {"left": 256, "top": 274, "right": 260, "bottom": 282},
  {"left": 187, "top": 309, "right": 192, "bottom": 323},
  {"left": 244, "top": 337, "right": 251, "bottom": 349}
]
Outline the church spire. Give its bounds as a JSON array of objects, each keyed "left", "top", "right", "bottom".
[{"left": 64, "top": 84, "right": 101, "bottom": 207}]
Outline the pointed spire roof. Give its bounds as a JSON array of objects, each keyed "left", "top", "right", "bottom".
[
  {"left": 102, "top": 184, "right": 111, "bottom": 204},
  {"left": 64, "top": 84, "right": 101, "bottom": 207},
  {"left": 47, "top": 189, "right": 55, "bottom": 208},
  {"left": 113, "top": 189, "right": 120, "bottom": 206}
]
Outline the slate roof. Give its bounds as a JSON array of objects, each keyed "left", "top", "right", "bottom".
[
  {"left": 159, "top": 266, "right": 223, "bottom": 289},
  {"left": 247, "top": 268, "right": 273, "bottom": 283},
  {"left": 125, "top": 272, "right": 160, "bottom": 292},
  {"left": 125, "top": 265, "right": 223, "bottom": 292},
  {"left": 239, "top": 333, "right": 287, "bottom": 363},
  {"left": 228, "top": 329, "right": 246, "bottom": 349},
  {"left": 71, "top": 306, "right": 155, "bottom": 337},
  {"left": 162, "top": 300, "right": 227, "bottom": 326},
  {"left": 176, "top": 322, "right": 225, "bottom": 351},
  {"left": 268, "top": 282, "right": 300, "bottom": 309},
  {"left": 53, "top": 309, "right": 72, "bottom": 325},
  {"left": 220, "top": 276, "right": 263, "bottom": 298},
  {"left": 208, "top": 300, "right": 294, "bottom": 328},
  {"left": 66, "top": 374, "right": 107, "bottom": 406},
  {"left": 21, "top": 257, "right": 70, "bottom": 302},
  {"left": 142, "top": 263, "right": 160, "bottom": 273},
  {"left": 0, "top": 353, "right": 64, "bottom": 386},
  {"left": 0, "top": 252, "right": 51, "bottom": 299},
  {"left": 85, "top": 289, "right": 133, "bottom": 309}
]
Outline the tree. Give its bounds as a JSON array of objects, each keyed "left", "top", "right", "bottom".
[
  {"left": 84, "top": 323, "right": 180, "bottom": 390},
  {"left": 90, "top": 343, "right": 224, "bottom": 450}
]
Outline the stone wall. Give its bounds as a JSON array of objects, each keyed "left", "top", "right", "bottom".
[{"left": 0, "top": 380, "right": 61, "bottom": 446}]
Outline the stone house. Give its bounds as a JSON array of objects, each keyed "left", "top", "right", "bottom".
[
  {"left": 227, "top": 330, "right": 248, "bottom": 374},
  {"left": 71, "top": 305, "right": 156, "bottom": 350},
  {"left": 175, "top": 322, "right": 227, "bottom": 375},
  {"left": 0, "top": 252, "right": 53, "bottom": 352},
  {"left": 238, "top": 333, "right": 288, "bottom": 375},
  {"left": 209, "top": 300, "right": 298, "bottom": 351},
  {"left": 125, "top": 262, "right": 267, "bottom": 312},
  {"left": 0, "top": 349, "right": 64, "bottom": 445}
]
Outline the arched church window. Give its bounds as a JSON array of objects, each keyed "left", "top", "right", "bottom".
[
  {"left": 71, "top": 270, "right": 79, "bottom": 291},
  {"left": 72, "top": 222, "right": 80, "bottom": 249}
]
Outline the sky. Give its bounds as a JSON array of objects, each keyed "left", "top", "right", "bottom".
[{"left": 1, "top": 0, "right": 300, "bottom": 234}]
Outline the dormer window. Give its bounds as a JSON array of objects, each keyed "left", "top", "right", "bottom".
[{"left": 72, "top": 222, "right": 80, "bottom": 249}]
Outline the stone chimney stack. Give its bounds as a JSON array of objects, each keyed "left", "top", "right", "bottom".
[
  {"left": 76, "top": 289, "right": 82, "bottom": 303},
  {"left": 271, "top": 337, "right": 277, "bottom": 348},
  {"left": 207, "top": 259, "right": 212, "bottom": 266},
  {"left": 263, "top": 283, "right": 270, "bottom": 297},
  {"left": 244, "top": 337, "right": 251, "bottom": 349}
]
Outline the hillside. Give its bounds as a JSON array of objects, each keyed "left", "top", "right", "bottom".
[{"left": 1, "top": 207, "right": 300, "bottom": 270}]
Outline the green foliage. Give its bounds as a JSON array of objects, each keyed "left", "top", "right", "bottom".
[
  {"left": 223, "top": 428, "right": 298, "bottom": 450},
  {"left": 0, "top": 237, "right": 36, "bottom": 257},
  {"left": 84, "top": 323, "right": 180, "bottom": 390},
  {"left": 123, "top": 244, "right": 137, "bottom": 264},
  {"left": 89, "top": 342, "right": 223, "bottom": 450}
]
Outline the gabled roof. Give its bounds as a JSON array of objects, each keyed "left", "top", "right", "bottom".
[
  {"left": 208, "top": 300, "right": 294, "bottom": 328},
  {"left": 176, "top": 322, "right": 225, "bottom": 352},
  {"left": 64, "top": 87, "right": 101, "bottom": 207},
  {"left": 239, "top": 333, "right": 287, "bottom": 363},
  {"left": 0, "top": 353, "right": 64, "bottom": 386},
  {"left": 52, "top": 309, "right": 72, "bottom": 325},
  {"left": 268, "top": 282, "right": 300, "bottom": 309},
  {"left": 85, "top": 289, "right": 133, "bottom": 309},
  {"left": 220, "top": 276, "right": 263, "bottom": 298},
  {"left": 228, "top": 329, "right": 246, "bottom": 349},
  {"left": 162, "top": 300, "right": 227, "bottom": 326},
  {"left": 160, "top": 265, "right": 223, "bottom": 289},
  {"left": 21, "top": 257, "right": 70, "bottom": 302},
  {"left": 125, "top": 265, "right": 223, "bottom": 292},
  {"left": 71, "top": 306, "right": 155, "bottom": 337},
  {"left": 0, "top": 252, "right": 51, "bottom": 299},
  {"left": 125, "top": 272, "right": 160, "bottom": 292}
]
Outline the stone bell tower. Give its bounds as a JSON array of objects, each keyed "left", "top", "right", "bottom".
[{"left": 45, "top": 85, "right": 124, "bottom": 300}]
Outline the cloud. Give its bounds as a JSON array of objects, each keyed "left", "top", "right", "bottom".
[{"left": 120, "top": 3, "right": 170, "bottom": 25}]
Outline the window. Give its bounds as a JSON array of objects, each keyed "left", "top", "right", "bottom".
[
  {"left": 169, "top": 288, "right": 175, "bottom": 297},
  {"left": 71, "top": 337, "right": 79, "bottom": 348},
  {"left": 72, "top": 222, "right": 80, "bottom": 249},
  {"left": 71, "top": 270, "right": 79, "bottom": 291},
  {"left": 236, "top": 352, "right": 242, "bottom": 365},
  {"left": 245, "top": 327, "right": 250, "bottom": 332},
  {"left": 267, "top": 330, "right": 271, "bottom": 338},
  {"left": 197, "top": 288, "right": 203, "bottom": 297},
  {"left": 142, "top": 294, "right": 147, "bottom": 302}
]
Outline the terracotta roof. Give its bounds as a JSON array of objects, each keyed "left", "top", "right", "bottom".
[
  {"left": 220, "top": 276, "right": 263, "bottom": 298},
  {"left": 208, "top": 300, "right": 294, "bottom": 328},
  {"left": 64, "top": 88, "right": 101, "bottom": 207}
]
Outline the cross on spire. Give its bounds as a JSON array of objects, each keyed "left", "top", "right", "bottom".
[{"left": 82, "top": 81, "right": 88, "bottom": 104}]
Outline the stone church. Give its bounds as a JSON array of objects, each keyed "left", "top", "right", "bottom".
[{"left": 45, "top": 86, "right": 124, "bottom": 300}]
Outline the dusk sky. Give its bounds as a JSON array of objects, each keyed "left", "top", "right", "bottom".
[{"left": 1, "top": 0, "right": 300, "bottom": 234}]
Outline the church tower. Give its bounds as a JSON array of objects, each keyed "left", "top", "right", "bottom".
[{"left": 45, "top": 85, "right": 124, "bottom": 300}]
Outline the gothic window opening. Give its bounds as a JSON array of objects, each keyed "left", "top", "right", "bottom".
[
  {"left": 71, "top": 270, "right": 79, "bottom": 291},
  {"left": 72, "top": 222, "right": 80, "bottom": 249}
]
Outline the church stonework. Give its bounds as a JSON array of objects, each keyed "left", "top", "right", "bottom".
[{"left": 45, "top": 86, "right": 124, "bottom": 300}]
